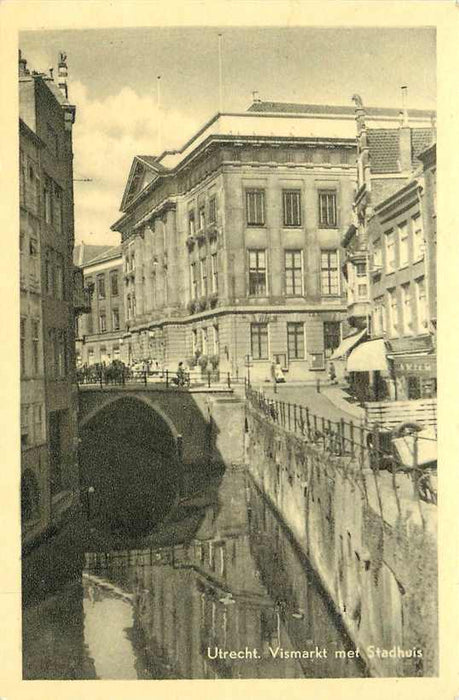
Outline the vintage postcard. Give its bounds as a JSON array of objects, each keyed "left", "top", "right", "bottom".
[{"left": 1, "top": 1, "right": 458, "bottom": 699}]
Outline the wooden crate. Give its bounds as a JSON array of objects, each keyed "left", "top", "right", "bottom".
[{"left": 364, "top": 398, "right": 437, "bottom": 432}]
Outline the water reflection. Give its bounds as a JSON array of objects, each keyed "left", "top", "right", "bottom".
[{"left": 82, "top": 467, "right": 366, "bottom": 679}]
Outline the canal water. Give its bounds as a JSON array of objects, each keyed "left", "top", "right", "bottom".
[{"left": 22, "top": 465, "right": 367, "bottom": 680}]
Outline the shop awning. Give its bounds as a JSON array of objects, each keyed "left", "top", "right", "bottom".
[
  {"left": 330, "top": 328, "right": 367, "bottom": 360},
  {"left": 347, "top": 338, "right": 388, "bottom": 372}
]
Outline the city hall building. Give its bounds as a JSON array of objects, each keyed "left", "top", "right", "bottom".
[{"left": 111, "top": 101, "right": 428, "bottom": 382}]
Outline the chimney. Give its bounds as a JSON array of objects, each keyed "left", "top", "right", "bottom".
[
  {"left": 18, "top": 49, "right": 29, "bottom": 77},
  {"left": 58, "top": 51, "right": 69, "bottom": 100},
  {"left": 399, "top": 85, "right": 411, "bottom": 172}
]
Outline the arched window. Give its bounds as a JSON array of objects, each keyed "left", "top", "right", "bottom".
[{"left": 21, "top": 470, "right": 40, "bottom": 522}]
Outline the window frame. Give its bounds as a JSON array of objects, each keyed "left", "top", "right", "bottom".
[
  {"left": 318, "top": 190, "right": 338, "bottom": 228},
  {"left": 246, "top": 189, "right": 265, "bottom": 227},
  {"left": 320, "top": 249, "right": 340, "bottom": 296},
  {"left": 287, "top": 322, "right": 305, "bottom": 360},
  {"left": 248, "top": 249, "right": 268, "bottom": 297},
  {"left": 250, "top": 322, "right": 269, "bottom": 360},
  {"left": 282, "top": 190, "right": 302, "bottom": 227},
  {"left": 284, "top": 249, "right": 303, "bottom": 297}
]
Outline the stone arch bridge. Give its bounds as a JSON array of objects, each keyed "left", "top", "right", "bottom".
[{"left": 78, "top": 385, "right": 245, "bottom": 468}]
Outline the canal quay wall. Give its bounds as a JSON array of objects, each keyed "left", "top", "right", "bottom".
[{"left": 244, "top": 402, "right": 438, "bottom": 678}]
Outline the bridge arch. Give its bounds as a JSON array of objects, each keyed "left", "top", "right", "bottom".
[{"left": 79, "top": 392, "right": 182, "bottom": 446}]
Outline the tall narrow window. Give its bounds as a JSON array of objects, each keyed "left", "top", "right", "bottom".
[
  {"left": 401, "top": 283, "right": 413, "bottom": 334},
  {"left": 200, "top": 259, "right": 208, "bottom": 297},
  {"left": 388, "top": 288, "right": 398, "bottom": 337},
  {"left": 55, "top": 254, "right": 64, "bottom": 300},
  {"left": 34, "top": 404, "right": 43, "bottom": 445},
  {"left": 212, "top": 325, "right": 219, "bottom": 355},
  {"left": 282, "top": 190, "right": 301, "bottom": 227},
  {"left": 99, "top": 313, "right": 106, "bottom": 333},
  {"left": 210, "top": 253, "right": 218, "bottom": 293},
  {"left": 112, "top": 308, "right": 120, "bottom": 331},
  {"left": 318, "top": 191, "right": 337, "bottom": 228},
  {"left": 248, "top": 250, "right": 267, "bottom": 296},
  {"left": 398, "top": 222, "right": 408, "bottom": 267},
  {"left": 126, "top": 295, "right": 131, "bottom": 320},
  {"left": 285, "top": 250, "right": 303, "bottom": 296},
  {"left": 250, "top": 323, "right": 268, "bottom": 360},
  {"left": 287, "top": 322, "right": 305, "bottom": 360},
  {"left": 373, "top": 239, "right": 382, "bottom": 269},
  {"left": 190, "top": 262, "right": 198, "bottom": 299},
  {"left": 323, "top": 321, "right": 341, "bottom": 356},
  {"left": 412, "top": 215, "right": 424, "bottom": 262},
  {"left": 201, "top": 328, "right": 208, "bottom": 355},
  {"left": 32, "top": 320, "right": 39, "bottom": 375},
  {"left": 416, "top": 277, "right": 427, "bottom": 332},
  {"left": 110, "top": 273, "right": 119, "bottom": 297},
  {"left": 20, "top": 318, "right": 26, "bottom": 376},
  {"left": 320, "top": 250, "right": 339, "bottom": 295},
  {"left": 385, "top": 230, "right": 396, "bottom": 272},
  {"left": 188, "top": 210, "right": 196, "bottom": 236},
  {"left": 54, "top": 184, "right": 63, "bottom": 234},
  {"left": 44, "top": 177, "right": 52, "bottom": 224},
  {"left": 97, "top": 275, "right": 105, "bottom": 299},
  {"left": 199, "top": 204, "right": 206, "bottom": 231},
  {"left": 209, "top": 195, "right": 217, "bottom": 224},
  {"left": 246, "top": 190, "right": 265, "bottom": 226},
  {"left": 57, "top": 330, "right": 67, "bottom": 377}
]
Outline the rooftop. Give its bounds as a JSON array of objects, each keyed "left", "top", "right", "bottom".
[
  {"left": 248, "top": 100, "right": 435, "bottom": 120},
  {"left": 73, "top": 244, "right": 114, "bottom": 267},
  {"left": 368, "top": 127, "right": 433, "bottom": 173}
]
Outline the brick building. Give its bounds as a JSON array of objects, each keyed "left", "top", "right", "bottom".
[
  {"left": 74, "top": 244, "right": 125, "bottom": 366},
  {"left": 19, "top": 51, "right": 80, "bottom": 545},
  {"left": 339, "top": 95, "right": 435, "bottom": 401}
]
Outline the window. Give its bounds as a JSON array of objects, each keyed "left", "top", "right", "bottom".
[
  {"left": 27, "top": 161, "right": 39, "bottom": 213},
  {"left": 246, "top": 190, "right": 265, "bottom": 226},
  {"left": 44, "top": 177, "right": 52, "bottom": 224},
  {"left": 320, "top": 250, "right": 339, "bottom": 295},
  {"left": 416, "top": 277, "right": 428, "bottom": 332},
  {"left": 200, "top": 259, "right": 208, "bottom": 297},
  {"left": 209, "top": 195, "right": 217, "bottom": 224},
  {"left": 29, "top": 237, "right": 38, "bottom": 281},
  {"left": 372, "top": 297, "right": 386, "bottom": 336},
  {"left": 398, "top": 222, "right": 408, "bottom": 267},
  {"left": 323, "top": 321, "right": 341, "bottom": 355},
  {"left": 112, "top": 308, "right": 120, "bottom": 331},
  {"left": 373, "top": 239, "right": 382, "bottom": 269},
  {"left": 251, "top": 323, "right": 268, "bottom": 360},
  {"left": 110, "top": 273, "right": 119, "bottom": 297},
  {"left": 57, "top": 330, "right": 67, "bottom": 378},
  {"left": 401, "top": 283, "right": 413, "bottom": 334},
  {"left": 86, "top": 312, "right": 93, "bottom": 334},
  {"left": 20, "top": 318, "right": 26, "bottom": 375},
  {"left": 212, "top": 325, "right": 219, "bottom": 355},
  {"left": 318, "top": 191, "right": 337, "bottom": 228},
  {"left": 388, "top": 288, "right": 398, "bottom": 337},
  {"left": 55, "top": 254, "right": 64, "bottom": 300},
  {"left": 248, "top": 250, "right": 267, "bottom": 296},
  {"left": 357, "top": 283, "right": 368, "bottom": 299},
  {"left": 53, "top": 184, "right": 63, "bottom": 234},
  {"left": 385, "top": 230, "right": 396, "bottom": 273},
  {"left": 199, "top": 204, "right": 206, "bottom": 231},
  {"left": 192, "top": 329, "right": 198, "bottom": 354},
  {"left": 190, "top": 262, "right": 198, "bottom": 299},
  {"left": 188, "top": 210, "right": 196, "bottom": 236},
  {"left": 97, "top": 275, "right": 105, "bottom": 299},
  {"left": 412, "top": 215, "right": 424, "bottom": 262},
  {"left": 201, "top": 328, "right": 208, "bottom": 355},
  {"left": 285, "top": 250, "right": 303, "bottom": 296},
  {"left": 282, "top": 190, "right": 301, "bottom": 227},
  {"left": 34, "top": 404, "right": 43, "bottom": 444},
  {"left": 287, "top": 322, "right": 305, "bottom": 360},
  {"left": 99, "top": 313, "right": 106, "bottom": 333},
  {"left": 21, "top": 405, "right": 29, "bottom": 448},
  {"left": 210, "top": 253, "right": 218, "bottom": 294},
  {"left": 32, "top": 320, "right": 39, "bottom": 374},
  {"left": 356, "top": 262, "right": 366, "bottom": 277}
]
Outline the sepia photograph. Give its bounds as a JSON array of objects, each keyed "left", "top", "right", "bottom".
[{"left": 10, "top": 12, "right": 445, "bottom": 688}]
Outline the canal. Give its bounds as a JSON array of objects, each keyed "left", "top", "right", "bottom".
[{"left": 23, "top": 460, "right": 367, "bottom": 680}]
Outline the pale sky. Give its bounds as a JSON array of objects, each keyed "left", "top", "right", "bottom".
[{"left": 19, "top": 27, "right": 436, "bottom": 246}]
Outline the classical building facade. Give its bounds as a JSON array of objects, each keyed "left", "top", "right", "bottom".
[
  {"left": 111, "top": 102, "right": 395, "bottom": 381},
  {"left": 19, "top": 51, "right": 80, "bottom": 545},
  {"left": 74, "top": 244, "right": 125, "bottom": 366}
]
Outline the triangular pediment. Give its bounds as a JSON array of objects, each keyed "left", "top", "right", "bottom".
[{"left": 120, "top": 156, "right": 162, "bottom": 212}]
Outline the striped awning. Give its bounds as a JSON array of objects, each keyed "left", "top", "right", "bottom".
[
  {"left": 347, "top": 338, "right": 388, "bottom": 372},
  {"left": 330, "top": 328, "right": 367, "bottom": 360}
]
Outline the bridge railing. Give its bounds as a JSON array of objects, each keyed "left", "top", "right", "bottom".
[
  {"left": 76, "top": 366, "right": 239, "bottom": 390},
  {"left": 245, "top": 384, "right": 437, "bottom": 508}
]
